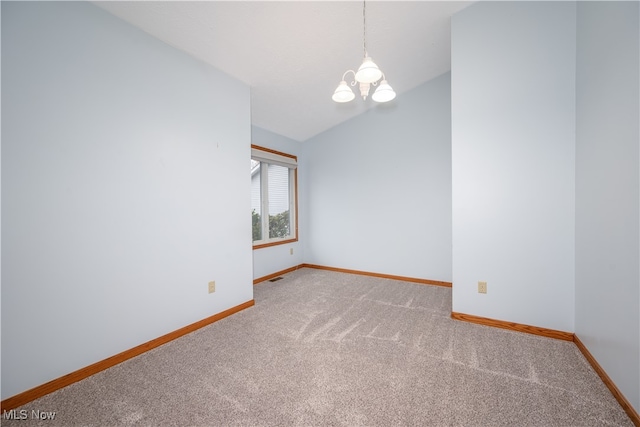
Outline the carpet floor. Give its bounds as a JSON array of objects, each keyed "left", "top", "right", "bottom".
[{"left": 2, "top": 268, "right": 633, "bottom": 426}]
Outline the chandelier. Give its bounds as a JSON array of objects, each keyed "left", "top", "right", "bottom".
[{"left": 332, "top": 1, "right": 396, "bottom": 103}]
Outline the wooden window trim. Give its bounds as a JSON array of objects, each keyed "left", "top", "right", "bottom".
[{"left": 251, "top": 145, "right": 298, "bottom": 250}]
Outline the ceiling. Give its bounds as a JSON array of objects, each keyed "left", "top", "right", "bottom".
[{"left": 94, "top": 1, "right": 473, "bottom": 142}]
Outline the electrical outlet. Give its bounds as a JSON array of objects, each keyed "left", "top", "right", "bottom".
[
  {"left": 290, "top": 248, "right": 294, "bottom": 255},
  {"left": 478, "top": 281, "right": 487, "bottom": 294},
  {"left": 208, "top": 281, "right": 216, "bottom": 294}
]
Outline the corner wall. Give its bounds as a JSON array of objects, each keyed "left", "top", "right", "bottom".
[
  {"left": 1, "top": 2, "right": 252, "bottom": 399},
  {"left": 575, "top": 1, "right": 640, "bottom": 412},
  {"left": 303, "top": 73, "right": 452, "bottom": 283},
  {"left": 451, "top": 2, "right": 577, "bottom": 331}
]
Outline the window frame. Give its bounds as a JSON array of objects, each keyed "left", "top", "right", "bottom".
[{"left": 251, "top": 144, "right": 298, "bottom": 249}]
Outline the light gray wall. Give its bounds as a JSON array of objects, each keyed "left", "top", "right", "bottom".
[
  {"left": 1, "top": 2, "right": 252, "bottom": 399},
  {"left": 451, "top": 2, "right": 576, "bottom": 331},
  {"left": 303, "top": 73, "right": 452, "bottom": 282},
  {"left": 251, "top": 126, "right": 303, "bottom": 279},
  {"left": 575, "top": 1, "right": 640, "bottom": 412}
]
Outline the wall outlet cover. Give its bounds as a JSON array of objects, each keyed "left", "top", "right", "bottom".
[{"left": 478, "top": 281, "right": 487, "bottom": 294}]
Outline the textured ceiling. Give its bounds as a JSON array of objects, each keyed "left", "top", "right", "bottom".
[{"left": 94, "top": 1, "right": 473, "bottom": 142}]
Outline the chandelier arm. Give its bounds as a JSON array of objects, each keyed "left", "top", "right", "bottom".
[
  {"left": 371, "top": 72, "right": 386, "bottom": 87},
  {"left": 341, "top": 70, "right": 357, "bottom": 86}
]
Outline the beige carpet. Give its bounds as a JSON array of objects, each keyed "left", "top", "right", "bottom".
[{"left": 2, "top": 268, "right": 632, "bottom": 426}]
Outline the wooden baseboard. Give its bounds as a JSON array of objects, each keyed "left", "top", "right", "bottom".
[
  {"left": 450, "top": 311, "right": 574, "bottom": 341},
  {"left": 1, "top": 299, "right": 255, "bottom": 412},
  {"left": 253, "top": 265, "right": 303, "bottom": 284},
  {"left": 300, "top": 263, "right": 452, "bottom": 287},
  {"left": 452, "top": 311, "right": 638, "bottom": 425},
  {"left": 574, "top": 335, "right": 640, "bottom": 426}
]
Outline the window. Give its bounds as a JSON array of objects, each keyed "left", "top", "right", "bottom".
[{"left": 251, "top": 145, "right": 298, "bottom": 248}]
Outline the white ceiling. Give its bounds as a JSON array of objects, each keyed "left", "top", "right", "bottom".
[{"left": 94, "top": 1, "right": 473, "bottom": 142}]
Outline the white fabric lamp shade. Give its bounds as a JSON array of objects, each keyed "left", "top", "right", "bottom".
[
  {"left": 355, "top": 57, "right": 383, "bottom": 83},
  {"left": 332, "top": 80, "right": 356, "bottom": 103},
  {"left": 372, "top": 80, "right": 396, "bottom": 103}
]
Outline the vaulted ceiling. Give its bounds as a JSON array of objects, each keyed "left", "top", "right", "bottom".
[{"left": 95, "top": 1, "right": 473, "bottom": 142}]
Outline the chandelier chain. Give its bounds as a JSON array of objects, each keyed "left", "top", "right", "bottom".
[{"left": 363, "top": 0, "right": 367, "bottom": 57}]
